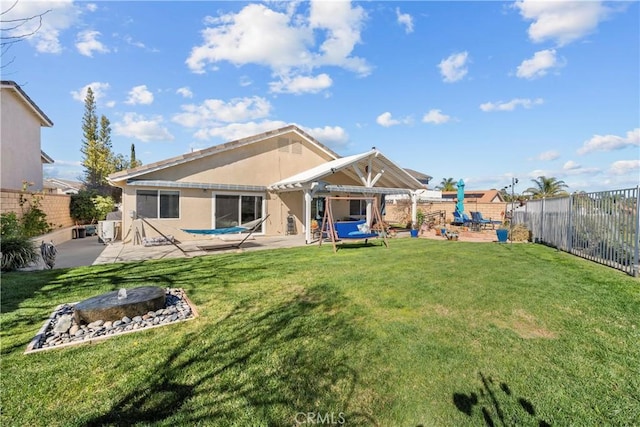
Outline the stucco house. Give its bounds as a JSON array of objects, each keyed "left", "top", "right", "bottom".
[
  {"left": 1, "top": 80, "right": 54, "bottom": 191},
  {"left": 108, "top": 125, "right": 424, "bottom": 243}
]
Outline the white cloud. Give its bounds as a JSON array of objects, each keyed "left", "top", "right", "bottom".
[
  {"left": 535, "top": 150, "right": 560, "bottom": 161},
  {"left": 75, "top": 30, "right": 109, "bottom": 57},
  {"left": 563, "top": 160, "right": 581, "bottom": 170},
  {"left": 0, "top": 0, "right": 79, "bottom": 54},
  {"left": 125, "top": 85, "right": 154, "bottom": 105},
  {"left": 516, "top": 49, "right": 561, "bottom": 79},
  {"left": 396, "top": 8, "right": 414, "bottom": 34},
  {"left": 185, "top": 2, "right": 370, "bottom": 93},
  {"left": 376, "top": 112, "right": 399, "bottom": 127},
  {"left": 422, "top": 109, "right": 451, "bottom": 125},
  {"left": 172, "top": 96, "right": 272, "bottom": 131},
  {"left": 114, "top": 113, "right": 174, "bottom": 142},
  {"left": 176, "top": 87, "right": 193, "bottom": 98},
  {"left": 86, "top": 4, "right": 98, "bottom": 13},
  {"left": 70, "top": 82, "right": 111, "bottom": 102},
  {"left": 609, "top": 160, "right": 640, "bottom": 176},
  {"left": 480, "top": 98, "right": 544, "bottom": 112},
  {"left": 269, "top": 73, "right": 333, "bottom": 94},
  {"left": 578, "top": 128, "right": 640, "bottom": 155},
  {"left": 438, "top": 52, "right": 469, "bottom": 83},
  {"left": 304, "top": 125, "right": 349, "bottom": 148},
  {"left": 514, "top": 0, "right": 611, "bottom": 46},
  {"left": 43, "top": 159, "right": 83, "bottom": 181},
  {"left": 192, "top": 120, "right": 288, "bottom": 141},
  {"left": 186, "top": 120, "right": 350, "bottom": 149}
]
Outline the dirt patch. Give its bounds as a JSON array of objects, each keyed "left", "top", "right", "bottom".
[{"left": 492, "top": 309, "right": 557, "bottom": 339}]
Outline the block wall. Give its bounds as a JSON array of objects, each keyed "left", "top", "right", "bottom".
[
  {"left": 0, "top": 188, "right": 74, "bottom": 230},
  {"left": 384, "top": 200, "right": 508, "bottom": 226}
]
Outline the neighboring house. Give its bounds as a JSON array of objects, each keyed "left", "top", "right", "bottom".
[
  {"left": 1, "top": 80, "right": 53, "bottom": 191},
  {"left": 441, "top": 189, "right": 506, "bottom": 204},
  {"left": 44, "top": 178, "right": 83, "bottom": 195},
  {"left": 108, "top": 125, "right": 424, "bottom": 243}
]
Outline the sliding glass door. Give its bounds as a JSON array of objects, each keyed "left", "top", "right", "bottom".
[{"left": 214, "top": 194, "right": 263, "bottom": 230}]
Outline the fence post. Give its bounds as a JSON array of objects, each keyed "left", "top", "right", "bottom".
[
  {"left": 634, "top": 185, "right": 640, "bottom": 277},
  {"left": 540, "top": 197, "right": 545, "bottom": 244},
  {"left": 567, "top": 194, "right": 573, "bottom": 253}
]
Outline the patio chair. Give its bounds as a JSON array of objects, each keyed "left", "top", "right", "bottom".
[
  {"left": 453, "top": 211, "right": 472, "bottom": 227},
  {"left": 470, "top": 211, "right": 492, "bottom": 230}
]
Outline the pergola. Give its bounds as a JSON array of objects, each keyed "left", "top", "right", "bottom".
[{"left": 267, "top": 149, "right": 424, "bottom": 243}]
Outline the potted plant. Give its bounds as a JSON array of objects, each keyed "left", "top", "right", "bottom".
[{"left": 496, "top": 221, "right": 509, "bottom": 243}]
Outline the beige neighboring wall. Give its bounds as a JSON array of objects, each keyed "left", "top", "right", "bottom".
[{"left": 1, "top": 83, "right": 52, "bottom": 191}]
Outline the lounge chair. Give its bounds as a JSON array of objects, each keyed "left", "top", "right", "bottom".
[
  {"left": 470, "top": 211, "right": 492, "bottom": 230},
  {"left": 452, "top": 211, "right": 472, "bottom": 226}
]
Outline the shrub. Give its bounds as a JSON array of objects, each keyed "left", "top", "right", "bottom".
[
  {"left": 1, "top": 212, "right": 22, "bottom": 237},
  {"left": 1, "top": 235, "right": 37, "bottom": 271},
  {"left": 510, "top": 223, "right": 531, "bottom": 242},
  {"left": 71, "top": 190, "right": 115, "bottom": 223},
  {"left": 18, "top": 182, "right": 53, "bottom": 238}
]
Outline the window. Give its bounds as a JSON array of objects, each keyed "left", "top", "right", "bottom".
[
  {"left": 349, "top": 199, "right": 367, "bottom": 217},
  {"left": 214, "top": 194, "right": 263, "bottom": 230},
  {"left": 136, "top": 190, "right": 179, "bottom": 219}
]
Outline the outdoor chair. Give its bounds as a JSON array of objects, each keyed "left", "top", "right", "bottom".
[
  {"left": 470, "top": 211, "right": 492, "bottom": 230},
  {"left": 452, "top": 211, "right": 472, "bottom": 226}
]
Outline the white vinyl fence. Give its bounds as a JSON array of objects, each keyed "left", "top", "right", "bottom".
[{"left": 513, "top": 186, "right": 639, "bottom": 277}]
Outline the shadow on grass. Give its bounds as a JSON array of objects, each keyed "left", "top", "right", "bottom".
[
  {"left": 80, "top": 282, "right": 379, "bottom": 426},
  {"left": 453, "top": 372, "right": 551, "bottom": 427}
]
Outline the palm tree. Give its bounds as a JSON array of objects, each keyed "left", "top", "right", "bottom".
[
  {"left": 436, "top": 177, "right": 457, "bottom": 191},
  {"left": 524, "top": 176, "right": 569, "bottom": 199}
]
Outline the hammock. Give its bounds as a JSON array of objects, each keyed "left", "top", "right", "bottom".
[{"left": 181, "top": 216, "right": 267, "bottom": 236}]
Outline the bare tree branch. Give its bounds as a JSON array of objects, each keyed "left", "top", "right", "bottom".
[{"left": 1, "top": 1, "right": 51, "bottom": 47}]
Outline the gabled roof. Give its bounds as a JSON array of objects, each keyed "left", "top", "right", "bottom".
[
  {"left": 1, "top": 80, "right": 53, "bottom": 127},
  {"left": 268, "top": 149, "right": 424, "bottom": 191},
  {"left": 442, "top": 189, "right": 505, "bottom": 203},
  {"left": 108, "top": 125, "right": 339, "bottom": 183},
  {"left": 41, "top": 150, "right": 54, "bottom": 164},
  {"left": 404, "top": 168, "right": 432, "bottom": 185}
]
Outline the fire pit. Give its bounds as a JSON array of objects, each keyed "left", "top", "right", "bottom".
[{"left": 74, "top": 286, "right": 166, "bottom": 325}]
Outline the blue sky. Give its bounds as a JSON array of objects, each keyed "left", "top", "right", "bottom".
[{"left": 3, "top": 0, "right": 639, "bottom": 193}]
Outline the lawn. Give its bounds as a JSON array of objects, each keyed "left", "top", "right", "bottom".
[{"left": 1, "top": 239, "right": 639, "bottom": 426}]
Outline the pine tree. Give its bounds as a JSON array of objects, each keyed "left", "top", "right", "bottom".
[
  {"left": 98, "top": 115, "right": 114, "bottom": 183},
  {"left": 130, "top": 143, "right": 139, "bottom": 168},
  {"left": 80, "top": 87, "right": 100, "bottom": 189}
]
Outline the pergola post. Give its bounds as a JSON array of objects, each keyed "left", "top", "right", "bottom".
[
  {"left": 411, "top": 191, "right": 418, "bottom": 226},
  {"left": 304, "top": 190, "right": 312, "bottom": 244}
]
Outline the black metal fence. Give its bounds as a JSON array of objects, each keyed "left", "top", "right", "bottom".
[{"left": 513, "top": 186, "right": 640, "bottom": 277}]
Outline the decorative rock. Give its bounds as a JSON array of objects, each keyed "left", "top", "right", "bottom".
[
  {"left": 53, "top": 315, "right": 72, "bottom": 334},
  {"left": 29, "top": 288, "right": 195, "bottom": 351}
]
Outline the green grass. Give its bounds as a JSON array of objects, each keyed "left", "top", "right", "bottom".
[{"left": 1, "top": 239, "right": 639, "bottom": 426}]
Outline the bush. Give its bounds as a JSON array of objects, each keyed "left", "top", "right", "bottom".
[
  {"left": 510, "top": 223, "right": 531, "bottom": 242},
  {"left": 1, "top": 212, "right": 22, "bottom": 237},
  {"left": 17, "top": 183, "right": 53, "bottom": 238},
  {"left": 1, "top": 235, "right": 37, "bottom": 271},
  {"left": 71, "top": 190, "right": 115, "bottom": 223}
]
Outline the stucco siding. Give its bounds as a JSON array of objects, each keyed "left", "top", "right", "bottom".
[
  {"left": 1, "top": 90, "right": 44, "bottom": 190},
  {"left": 138, "top": 134, "right": 331, "bottom": 186}
]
